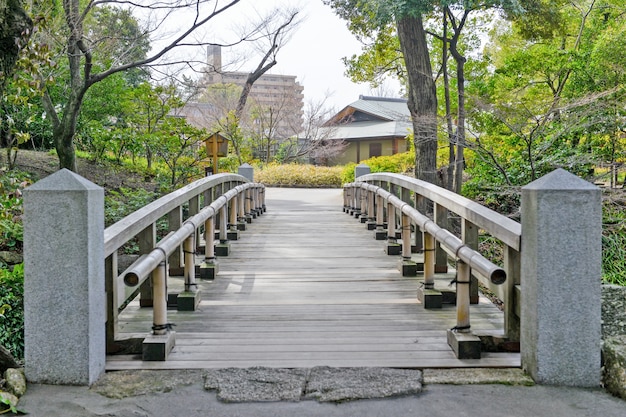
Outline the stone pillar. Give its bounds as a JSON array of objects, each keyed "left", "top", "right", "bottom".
[
  {"left": 238, "top": 163, "right": 254, "bottom": 182},
  {"left": 23, "top": 169, "right": 105, "bottom": 385},
  {"left": 521, "top": 169, "right": 601, "bottom": 386},
  {"left": 355, "top": 164, "right": 370, "bottom": 179}
]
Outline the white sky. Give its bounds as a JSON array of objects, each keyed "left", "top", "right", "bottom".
[{"left": 192, "top": 0, "right": 403, "bottom": 111}]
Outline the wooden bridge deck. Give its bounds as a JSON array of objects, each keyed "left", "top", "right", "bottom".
[{"left": 106, "top": 188, "right": 520, "bottom": 370}]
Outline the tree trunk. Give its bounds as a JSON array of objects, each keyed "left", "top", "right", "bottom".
[
  {"left": 0, "top": 0, "right": 32, "bottom": 97},
  {"left": 442, "top": 13, "right": 455, "bottom": 191},
  {"left": 450, "top": 40, "right": 466, "bottom": 195},
  {"left": 396, "top": 15, "right": 438, "bottom": 185}
]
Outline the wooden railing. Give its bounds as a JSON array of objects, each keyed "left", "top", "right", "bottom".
[
  {"left": 344, "top": 173, "right": 522, "bottom": 351},
  {"left": 103, "top": 173, "right": 265, "bottom": 356}
]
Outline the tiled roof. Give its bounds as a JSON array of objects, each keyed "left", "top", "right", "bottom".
[
  {"left": 345, "top": 96, "right": 410, "bottom": 122},
  {"left": 326, "top": 120, "right": 412, "bottom": 140}
]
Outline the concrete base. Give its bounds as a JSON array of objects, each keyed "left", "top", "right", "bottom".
[
  {"left": 177, "top": 290, "right": 201, "bottom": 311},
  {"left": 245, "top": 215, "right": 253, "bottom": 224},
  {"left": 385, "top": 243, "right": 401, "bottom": 255},
  {"left": 143, "top": 331, "right": 176, "bottom": 361},
  {"left": 227, "top": 229, "right": 240, "bottom": 240},
  {"left": 375, "top": 230, "right": 387, "bottom": 240},
  {"left": 167, "top": 293, "right": 178, "bottom": 308},
  {"left": 366, "top": 222, "right": 376, "bottom": 231},
  {"left": 198, "top": 261, "right": 219, "bottom": 280},
  {"left": 447, "top": 330, "right": 481, "bottom": 359},
  {"left": 398, "top": 260, "right": 418, "bottom": 277},
  {"left": 360, "top": 216, "right": 368, "bottom": 224},
  {"left": 237, "top": 222, "right": 246, "bottom": 231},
  {"left": 215, "top": 243, "right": 230, "bottom": 257},
  {"left": 417, "top": 287, "right": 443, "bottom": 309}
]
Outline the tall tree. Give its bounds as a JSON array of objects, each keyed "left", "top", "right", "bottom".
[
  {"left": 327, "top": 0, "right": 439, "bottom": 183},
  {"left": 38, "top": 0, "right": 244, "bottom": 172}
]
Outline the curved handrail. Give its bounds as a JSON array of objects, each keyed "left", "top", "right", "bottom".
[
  {"left": 353, "top": 182, "right": 506, "bottom": 285},
  {"left": 122, "top": 183, "right": 256, "bottom": 288},
  {"left": 355, "top": 173, "right": 521, "bottom": 251},
  {"left": 104, "top": 173, "right": 248, "bottom": 257}
]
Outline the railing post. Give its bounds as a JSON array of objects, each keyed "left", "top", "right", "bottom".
[
  {"left": 137, "top": 224, "right": 156, "bottom": 307},
  {"left": 504, "top": 246, "right": 521, "bottom": 342},
  {"left": 398, "top": 212, "right": 418, "bottom": 276},
  {"left": 23, "top": 169, "right": 105, "bottom": 385},
  {"left": 199, "top": 215, "right": 219, "bottom": 279},
  {"left": 359, "top": 187, "right": 367, "bottom": 222},
  {"left": 105, "top": 254, "right": 118, "bottom": 350},
  {"left": 177, "top": 233, "right": 201, "bottom": 311},
  {"left": 385, "top": 201, "right": 401, "bottom": 255},
  {"left": 216, "top": 204, "right": 230, "bottom": 256},
  {"left": 447, "top": 260, "right": 481, "bottom": 359},
  {"left": 228, "top": 194, "right": 240, "bottom": 240},
  {"left": 244, "top": 188, "right": 254, "bottom": 223},
  {"left": 366, "top": 189, "right": 376, "bottom": 230},
  {"left": 417, "top": 231, "right": 443, "bottom": 309},
  {"left": 434, "top": 203, "right": 448, "bottom": 273},
  {"left": 521, "top": 169, "right": 601, "bottom": 386},
  {"left": 374, "top": 193, "right": 386, "bottom": 240},
  {"left": 461, "top": 219, "right": 479, "bottom": 304},
  {"left": 168, "top": 206, "right": 184, "bottom": 275},
  {"left": 237, "top": 191, "right": 246, "bottom": 231},
  {"left": 143, "top": 261, "right": 175, "bottom": 361},
  {"left": 189, "top": 194, "right": 202, "bottom": 253},
  {"left": 410, "top": 190, "right": 423, "bottom": 253}
]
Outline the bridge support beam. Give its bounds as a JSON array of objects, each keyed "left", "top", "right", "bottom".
[
  {"left": 23, "top": 169, "right": 105, "bottom": 385},
  {"left": 521, "top": 169, "right": 601, "bottom": 387}
]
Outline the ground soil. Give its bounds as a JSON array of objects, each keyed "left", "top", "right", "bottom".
[{"left": 1, "top": 149, "right": 158, "bottom": 193}]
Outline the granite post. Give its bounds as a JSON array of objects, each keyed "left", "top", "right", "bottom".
[
  {"left": 355, "top": 164, "right": 370, "bottom": 179},
  {"left": 238, "top": 163, "right": 254, "bottom": 182},
  {"left": 23, "top": 169, "right": 105, "bottom": 385},
  {"left": 521, "top": 169, "right": 602, "bottom": 386}
]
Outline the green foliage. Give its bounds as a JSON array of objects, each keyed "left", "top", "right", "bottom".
[
  {"left": 0, "top": 170, "right": 29, "bottom": 252},
  {"left": 256, "top": 164, "right": 344, "bottom": 187},
  {"left": 602, "top": 195, "right": 626, "bottom": 286},
  {"left": 104, "top": 187, "right": 159, "bottom": 227},
  {"left": 0, "top": 263, "right": 24, "bottom": 360},
  {"left": 341, "top": 152, "right": 415, "bottom": 183}
]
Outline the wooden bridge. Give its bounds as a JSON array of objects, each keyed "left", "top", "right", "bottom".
[
  {"left": 106, "top": 186, "right": 519, "bottom": 370},
  {"left": 24, "top": 168, "right": 603, "bottom": 386}
]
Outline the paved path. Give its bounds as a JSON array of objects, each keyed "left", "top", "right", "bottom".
[{"left": 19, "top": 370, "right": 626, "bottom": 417}]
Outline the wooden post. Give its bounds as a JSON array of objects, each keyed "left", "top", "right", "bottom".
[
  {"left": 461, "top": 219, "right": 479, "bottom": 304},
  {"left": 398, "top": 213, "right": 418, "bottom": 276},
  {"left": 142, "top": 260, "right": 175, "bottom": 361},
  {"left": 199, "top": 216, "right": 218, "bottom": 280},
  {"left": 447, "top": 260, "right": 481, "bottom": 359},
  {"left": 434, "top": 203, "right": 448, "bottom": 273},
  {"left": 138, "top": 224, "right": 156, "bottom": 307},
  {"left": 152, "top": 262, "right": 168, "bottom": 336},
  {"left": 178, "top": 233, "right": 201, "bottom": 311},
  {"left": 417, "top": 230, "right": 443, "bottom": 309}
]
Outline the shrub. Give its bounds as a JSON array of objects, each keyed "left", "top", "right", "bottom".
[
  {"left": 341, "top": 152, "right": 415, "bottom": 183},
  {"left": 602, "top": 195, "right": 626, "bottom": 286},
  {"left": 255, "top": 163, "right": 343, "bottom": 187},
  {"left": 0, "top": 263, "right": 24, "bottom": 360},
  {"left": 104, "top": 187, "right": 159, "bottom": 227}
]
